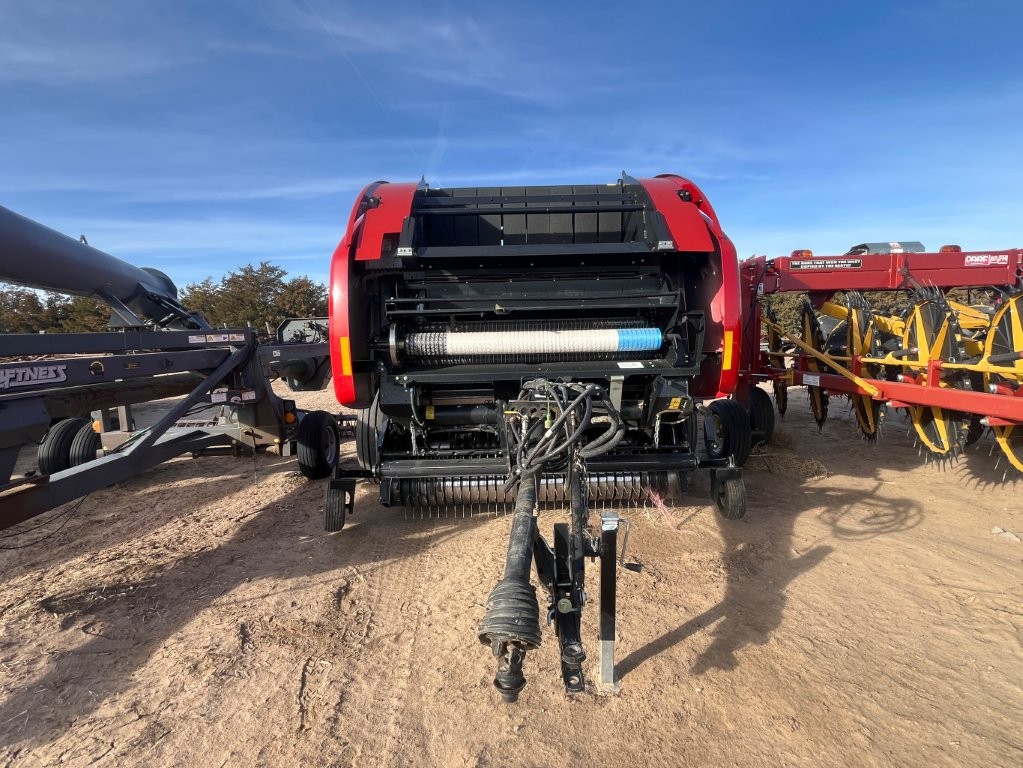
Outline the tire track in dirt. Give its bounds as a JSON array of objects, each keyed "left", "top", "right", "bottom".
[
  {"left": 326, "top": 516, "right": 435, "bottom": 767},
  {"left": 377, "top": 529, "right": 436, "bottom": 766}
]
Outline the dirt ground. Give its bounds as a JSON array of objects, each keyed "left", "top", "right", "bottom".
[{"left": 1, "top": 385, "right": 1020, "bottom": 768}]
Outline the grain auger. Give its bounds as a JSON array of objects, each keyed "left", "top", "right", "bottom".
[
  {"left": 325, "top": 174, "right": 753, "bottom": 697},
  {"left": 743, "top": 243, "right": 1023, "bottom": 475},
  {"left": 0, "top": 205, "right": 339, "bottom": 530}
]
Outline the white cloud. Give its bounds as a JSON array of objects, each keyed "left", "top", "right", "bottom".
[
  {"left": 0, "top": 2, "right": 192, "bottom": 83},
  {"left": 286, "top": 2, "right": 590, "bottom": 105}
]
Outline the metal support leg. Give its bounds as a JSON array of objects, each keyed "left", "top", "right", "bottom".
[
  {"left": 553, "top": 523, "right": 586, "bottom": 693},
  {"left": 599, "top": 511, "right": 621, "bottom": 693}
]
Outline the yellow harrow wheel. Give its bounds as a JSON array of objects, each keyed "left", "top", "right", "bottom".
[
  {"left": 903, "top": 295, "right": 969, "bottom": 457},
  {"left": 800, "top": 300, "right": 829, "bottom": 430},
  {"left": 764, "top": 304, "right": 788, "bottom": 416},
  {"left": 846, "top": 292, "right": 884, "bottom": 442},
  {"left": 982, "top": 291, "right": 1023, "bottom": 472}
]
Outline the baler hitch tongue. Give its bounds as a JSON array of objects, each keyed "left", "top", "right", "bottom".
[{"left": 478, "top": 379, "right": 629, "bottom": 701}]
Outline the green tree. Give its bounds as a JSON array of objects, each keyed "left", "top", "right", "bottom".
[
  {"left": 0, "top": 286, "right": 48, "bottom": 333},
  {"left": 0, "top": 288, "right": 108, "bottom": 333},
  {"left": 277, "top": 275, "right": 327, "bottom": 319},
  {"left": 2, "top": 262, "right": 328, "bottom": 336},
  {"left": 179, "top": 277, "right": 222, "bottom": 327},
  {"left": 180, "top": 263, "right": 327, "bottom": 335},
  {"left": 41, "top": 292, "right": 70, "bottom": 332},
  {"left": 60, "top": 295, "right": 111, "bottom": 332},
  {"left": 216, "top": 262, "right": 287, "bottom": 330}
]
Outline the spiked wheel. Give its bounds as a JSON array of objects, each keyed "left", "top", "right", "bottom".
[
  {"left": 982, "top": 291, "right": 1023, "bottom": 472},
  {"left": 800, "top": 300, "right": 829, "bottom": 430},
  {"left": 846, "top": 292, "right": 885, "bottom": 442},
  {"left": 903, "top": 293, "right": 969, "bottom": 458},
  {"left": 764, "top": 304, "right": 788, "bottom": 416}
]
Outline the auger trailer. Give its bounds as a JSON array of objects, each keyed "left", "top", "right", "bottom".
[
  {"left": 0, "top": 205, "right": 344, "bottom": 531},
  {"left": 741, "top": 245, "right": 1023, "bottom": 473},
  {"left": 325, "top": 174, "right": 753, "bottom": 699}
]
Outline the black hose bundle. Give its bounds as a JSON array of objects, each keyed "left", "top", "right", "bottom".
[{"left": 503, "top": 379, "right": 625, "bottom": 492}]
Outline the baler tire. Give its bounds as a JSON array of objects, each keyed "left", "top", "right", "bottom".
[
  {"left": 69, "top": 422, "right": 102, "bottom": 466},
  {"left": 38, "top": 417, "right": 90, "bottom": 476},
  {"left": 355, "top": 395, "right": 382, "bottom": 471},
  {"left": 749, "top": 387, "right": 776, "bottom": 445},
  {"left": 705, "top": 399, "right": 752, "bottom": 467},
  {"left": 297, "top": 411, "right": 340, "bottom": 479},
  {"left": 712, "top": 473, "right": 747, "bottom": 520},
  {"left": 324, "top": 483, "right": 347, "bottom": 533}
]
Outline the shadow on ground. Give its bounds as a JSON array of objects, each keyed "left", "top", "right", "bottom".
[
  {"left": 0, "top": 475, "right": 487, "bottom": 751},
  {"left": 618, "top": 463, "right": 924, "bottom": 678}
]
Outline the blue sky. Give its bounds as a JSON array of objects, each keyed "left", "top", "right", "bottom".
[{"left": 2, "top": 0, "right": 1021, "bottom": 288}]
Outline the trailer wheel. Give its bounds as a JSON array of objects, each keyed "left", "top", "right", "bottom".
[
  {"left": 38, "top": 417, "right": 90, "bottom": 475},
  {"left": 355, "top": 394, "right": 383, "bottom": 471},
  {"left": 297, "top": 411, "right": 340, "bottom": 479},
  {"left": 749, "top": 387, "right": 776, "bottom": 445},
  {"left": 704, "top": 399, "right": 752, "bottom": 467},
  {"left": 69, "top": 422, "right": 102, "bottom": 466},
  {"left": 712, "top": 472, "right": 747, "bottom": 520},
  {"left": 324, "top": 483, "right": 347, "bottom": 533}
]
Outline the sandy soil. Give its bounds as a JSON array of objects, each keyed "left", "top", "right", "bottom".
[{"left": 1, "top": 385, "right": 1020, "bottom": 767}]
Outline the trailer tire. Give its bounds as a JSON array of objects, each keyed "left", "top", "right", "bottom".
[
  {"left": 749, "top": 387, "right": 776, "bottom": 445},
  {"left": 38, "top": 417, "right": 90, "bottom": 475},
  {"left": 297, "top": 411, "right": 340, "bottom": 479},
  {"left": 324, "top": 483, "right": 347, "bottom": 533},
  {"left": 704, "top": 399, "right": 752, "bottom": 467},
  {"left": 712, "top": 472, "right": 747, "bottom": 520},
  {"left": 355, "top": 395, "right": 383, "bottom": 471},
  {"left": 69, "top": 422, "right": 102, "bottom": 466}
]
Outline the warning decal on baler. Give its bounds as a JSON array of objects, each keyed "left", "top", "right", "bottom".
[{"left": 789, "top": 258, "right": 863, "bottom": 270}]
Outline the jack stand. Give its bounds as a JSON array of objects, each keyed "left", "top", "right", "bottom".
[{"left": 598, "top": 511, "right": 621, "bottom": 693}]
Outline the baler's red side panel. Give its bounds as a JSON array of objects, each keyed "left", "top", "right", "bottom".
[
  {"left": 329, "top": 184, "right": 374, "bottom": 406},
  {"left": 354, "top": 183, "right": 418, "bottom": 262},
  {"left": 638, "top": 177, "right": 715, "bottom": 253},
  {"left": 655, "top": 173, "right": 723, "bottom": 230},
  {"left": 712, "top": 232, "right": 742, "bottom": 397},
  {"left": 329, "top": 182, "right": 417, "bottom": 407},
  {"left": 641, "top": 176, "right": 741, "bottom": 398}
]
